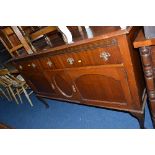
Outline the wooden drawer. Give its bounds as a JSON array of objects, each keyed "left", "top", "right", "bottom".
[
  {"left": 16, "top": 59, "right": 41, "bottom": 72},
  {"left": 54, "top": 43, "right": 122, "bottom": 69}
]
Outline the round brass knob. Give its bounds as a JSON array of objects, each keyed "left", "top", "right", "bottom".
[{"left": 78, "top": 60, "right": 82, "bottom": 63}]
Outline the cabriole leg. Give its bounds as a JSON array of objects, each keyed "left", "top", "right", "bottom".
[
  {"left": 130, "top": 111, "right": 145, "bottom": 129},
  {"left": 37, "top": 96, "right": 49, "bottom": 108}
]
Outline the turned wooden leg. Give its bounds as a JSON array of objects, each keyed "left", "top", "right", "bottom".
[
  {"left": 139, "top": 46, "right": 155, "bottom": 128},
  {"left": 130, "top": 111, "right": 145, "bottom": 129},
  {"left": 149, "top": 101, "right": 155, "bottom": 128},
  {"left": 37, "top": 96, "right": 49, "bottom": 108}
]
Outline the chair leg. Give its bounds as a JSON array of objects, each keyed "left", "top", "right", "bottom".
[
  {"left": 8, "top": 86, "right": 19, "bottom": 104},
  {"left": 6, "top": 88, "right": 12, "bottom": 101},
  {"left": 16, "top": 88, "right": 23, "bottom": 103},
  {"left": 0, "top": 89, "right": 10, "bottom": 101},
  {"left": 21, "top": 86, "right": 33, "bottom": 107}
]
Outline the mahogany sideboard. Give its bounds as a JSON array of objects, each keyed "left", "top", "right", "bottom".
[
  {"left": 134, "top": 29, "right": 155, "bottom": 128},
  {"left": 11, "top": 26, "right": 146, "bottom": 128}
]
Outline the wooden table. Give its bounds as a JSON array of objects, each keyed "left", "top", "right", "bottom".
[{"left": 134, "top": 29, "right": 155, "bottom": 128}]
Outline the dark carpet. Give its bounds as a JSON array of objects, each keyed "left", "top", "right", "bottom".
[{"left": 0, "top": 94, "right": 153, "bottom": 129}]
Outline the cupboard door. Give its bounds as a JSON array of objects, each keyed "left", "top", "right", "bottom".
[
  {"left": 44, "top": 70, "right": 81, "bottom": 102},
  {"left": 66, "top": 65, "right": 133, "bottom": 109},
  {"left": 21, "top": 71, "right": 56, "bottom": 96}
]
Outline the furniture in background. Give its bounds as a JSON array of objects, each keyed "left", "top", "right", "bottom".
[
  {"left": 0, "top": 87, "right": 10, "bottom": 101},
  {"left": 0, "top": 26, "right": 64, "bottom": 57},
  {"left": 144, "top": 26, "right": 155, "bottom": 39},
  {"left": 0, "top": 27, "right": 34, "bottom": 57},
  {"left": 0, "top": 123, "right": 12, "bottom": 129},
  {"left": 133, "top": 28, "right": 155, "bottom": 128},
  {"left": 0, "top": 77, "right": 12, "bottom": 101},
  {"left": 0, "top": 26, "right": 146, "bottom": 128},
  {"left": 0, "top": 69, "right": 33, "bottom": 106},
  {"left": 0, "top": 41, "right": 12, "bottom": 64}
]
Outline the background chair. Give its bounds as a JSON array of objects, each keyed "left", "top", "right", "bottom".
[
  {"left": 0, "top": 69, "right": 33, "bottom": 106},
  {"left": 0, "top": 86, "right": 11, "bottom": 101}
]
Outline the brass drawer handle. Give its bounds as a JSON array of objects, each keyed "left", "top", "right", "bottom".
[
  {"left": 72, "top": 85, "right": 76, "bottom": 93},
  {"left": 67, "top": 57, "right": 74, "bottom": 65},
  {"left": 19, "top": 65, "right": 23, "bottom": 70},
  {"left": 100, "top": 52, "right": 111, "bottom": 61},
  {"left": 47, "top": 61, "right": 53, "bottom": 67},
  {"left": 31, "top": 63, "right": 36, "bottom": 68}
]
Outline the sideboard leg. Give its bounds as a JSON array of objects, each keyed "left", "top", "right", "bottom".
[
  {"left": 149, "top": 101, "right": 155, "bottom": 128},
  {"left": 37, "top": 96, "right": 49, "bottom": 108},
  {"left": 152, "top": 117, "right": 155, "bottom": 128},
  {"left": 130, "top": 111, "right": 145, "bottom": 129}
]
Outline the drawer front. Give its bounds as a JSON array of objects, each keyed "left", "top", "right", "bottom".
[
  {"left": 53, "top": 38, "right": 122, "bottom": 69},
  {"left": 16, "top": 38, "right": 122, "bottom": 70},
  {"left": 16, "top": 59, "right": 41, "bottom": 72}
]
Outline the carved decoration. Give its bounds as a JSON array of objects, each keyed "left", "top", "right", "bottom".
[{"left": 56, "top": 38, "right": 118, "bottom": 54}]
